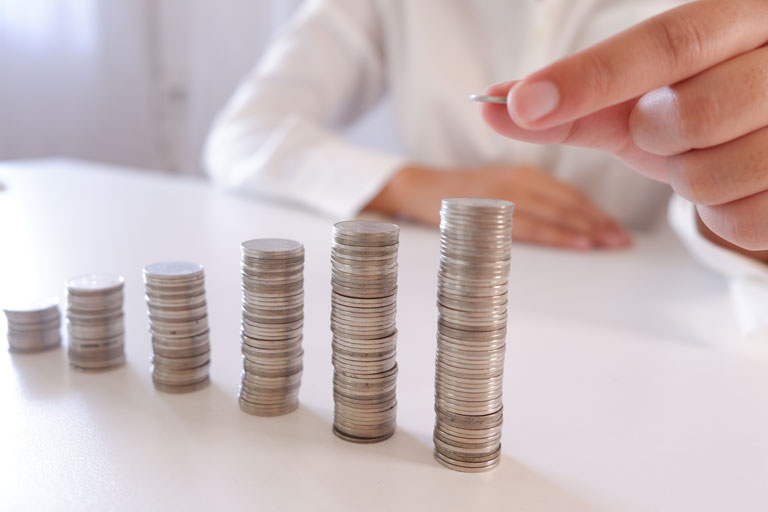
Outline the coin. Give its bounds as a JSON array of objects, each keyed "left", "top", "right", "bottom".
[
  {"left": 433, "top": 198, "right": 513, "bottom": 472},
  {"left": 4, "top": 297, "right": 62, "bottom": 353},
  {"left": 144, "top": 262, "right": 211, "bottom": 392},
  {"left": 238, "top": 239, "right": 305, "bottom": 416},
  {"left": 65, "top": 274, "right": 125, "bottom": 370},
  {"left": 468, "top": 94, "right": 507, "bottom": 104},
  {"left": 66, "top": 273, "right": 125, "bottom": 295}
]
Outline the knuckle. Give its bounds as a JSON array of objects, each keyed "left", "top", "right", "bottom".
[{"left": 647, "top": 15, "right": 708, "bottom": 72}]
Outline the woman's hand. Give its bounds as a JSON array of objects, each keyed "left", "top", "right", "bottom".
[
  {"left": 480, "top": 0, "right": 768, "bottom": 250},
  {"left": 364, "top": 164, "right": 631, "bottom": 250}
]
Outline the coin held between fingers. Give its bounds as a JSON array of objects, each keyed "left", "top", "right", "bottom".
[{"left": 468, "top": 94, "right": 507, "bottom": 104}]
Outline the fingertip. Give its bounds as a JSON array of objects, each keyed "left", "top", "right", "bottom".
[{"left": 478, "top": 81, "right": 519, "bottom": 136}]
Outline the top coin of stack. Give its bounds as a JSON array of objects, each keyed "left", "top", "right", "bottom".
[
  {"left": 4, "top": 298, "right": 61, "bottom": 352},
  {"left": 331, "top": 220, "right": 400, "bottom": 443},
  {"left": 433, "top": 197, "right": 514, "bottom": 472},
  {"left": 239, "top": 238, "right": 305, "bottom": 416},
  {"left": 143, "top": 261, "right": 211, "bottom": 393},
  {"left": 66, "top": 273, "right": 126, "bottom": 371}
]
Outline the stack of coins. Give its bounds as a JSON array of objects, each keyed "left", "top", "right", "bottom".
[
  {"left": 143, "top": 262, "right": 210, "bottom": 393},
  {"left": 239, "top": 239, "right": 305, "bottom": 416},
  {"left": 433, "top": 198, "right": 514, "bottom": 472},
  {"left": 66, "top": 274, "right": 126, "bottom": 370},
  {"left": 331, "top": 221, "right": 399, "bottom": 443},
  {"left": 4, "top": 298, "right": 61, "bottom": 352}
]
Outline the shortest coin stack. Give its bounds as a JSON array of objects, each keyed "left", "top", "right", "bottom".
[
  {"left": 144, "top": 262, "right": 211, "bottom": 393},
  {"left": 4, "top": 298, "right": 62, "bottom": 352},
  {"left": 66, "top": 274, "right": 126, "bottom": 370},
  {"left": 239, "top": 239, "right": 305, "bottom": 416}
]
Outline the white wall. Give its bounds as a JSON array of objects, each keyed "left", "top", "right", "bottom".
[
  {"left": 0, "top": 1, "right": 156, "bottom": 168},
  {"left": 0, "top": 0, "right": 399, "bottom": 175}
]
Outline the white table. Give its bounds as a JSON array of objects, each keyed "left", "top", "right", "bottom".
[{"left": 1, "top": 159, "right": 766, "bottom": 512}]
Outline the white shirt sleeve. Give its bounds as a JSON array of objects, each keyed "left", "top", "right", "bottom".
[{"left": 203, "top": 0, "right": 404, "bottom": 219}]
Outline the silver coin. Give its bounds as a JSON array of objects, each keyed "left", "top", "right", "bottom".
[
  {"left": 152, "top": 363, "right": 210, "bottom": 384},
  {"left": 333, "top": 220, "right": 399, "bottom": 237},
  {"left": 144, "top": 261, "right": 204, "bottom": 279},
  {"left": 241, "top": 238, "right": 303, "bottom": 257},
  {"left": 66, "top": 273, "right": 125, "bottom": 295},
  {"left": 154, "top": 376, "right": 210, "bottom": 394},
  {"left": 4, "top": 297, "right": 61, "bottom": 334},
  {"left": 8, "top": 316, "right": 61, "bottom": 333},
  {"left": 241, "top": 333, "right": 302, "bottom": 350},
  {"left": 239, "top": 398, "right": 299, "bottom": 417},
  {"left": 468, "top": 94, "right": 507, "bottom": 104}
]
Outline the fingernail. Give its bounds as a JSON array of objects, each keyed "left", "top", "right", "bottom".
[{"left": 509, "top": 81, "right": 560, "bottom": 124}]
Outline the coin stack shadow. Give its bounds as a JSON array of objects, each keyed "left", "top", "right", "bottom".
[
  {"left": 66, "top": 274, "right": 126, "bottom": 371},
  {"left": 239, "top": 239, "right": 305, "bottom": 416},
  {"left": 4, "top": 299, "right": 61, "bottom": 352},
  {"left": 433, "top": 198, "right": 514, "bottom": 472},
  {"left": 143, "top": 262, "right": 211, "bottom": 393},
  {"left": 330, "top": 221, "right": 399, "bottom": 443}
]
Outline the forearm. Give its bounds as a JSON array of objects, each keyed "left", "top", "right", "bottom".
[{"left": 204, "top": 0, "right": 396, "bottom": 218}]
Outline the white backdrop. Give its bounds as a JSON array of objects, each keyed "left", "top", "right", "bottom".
[{"left": 0, "top": 0, "right": 399, "bottom": 175}]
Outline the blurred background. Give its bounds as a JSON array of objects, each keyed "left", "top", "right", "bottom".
[{"left": 0, "top": 0, "right": 400, "bottom": 175}]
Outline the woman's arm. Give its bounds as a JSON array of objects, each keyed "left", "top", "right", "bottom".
[{"left": 204, "top": 0, "right": 403, "bottom": 218}]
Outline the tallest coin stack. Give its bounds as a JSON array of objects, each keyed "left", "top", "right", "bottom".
[{"left": 433, "top": 198, "right": 514, "bottom": 472}]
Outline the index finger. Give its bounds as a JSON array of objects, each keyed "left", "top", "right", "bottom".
[{"left": 507, "top": 0, "right": 768, "bottom": 130}]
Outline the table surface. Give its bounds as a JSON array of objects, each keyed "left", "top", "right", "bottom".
[{"left": 0, "top": 159, "right": 766, "bottom": 512}]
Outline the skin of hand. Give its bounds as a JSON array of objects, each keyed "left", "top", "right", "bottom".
[
  {"left": 479, "top": 0, "right": 768, "bottom": 251},
  {"left": 364, "top": 164, "right": 632, "bottom": 250},
  {"left": 696, "top": 212, "right": 768, "bottom": 263}
]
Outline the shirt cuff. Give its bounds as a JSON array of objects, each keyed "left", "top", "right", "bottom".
[
  {"left": 290, "top": 137, "right": 405, "bottom": 219},
  {"left": 213, "top": 115, "right": 406, "bottom": 220}
]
